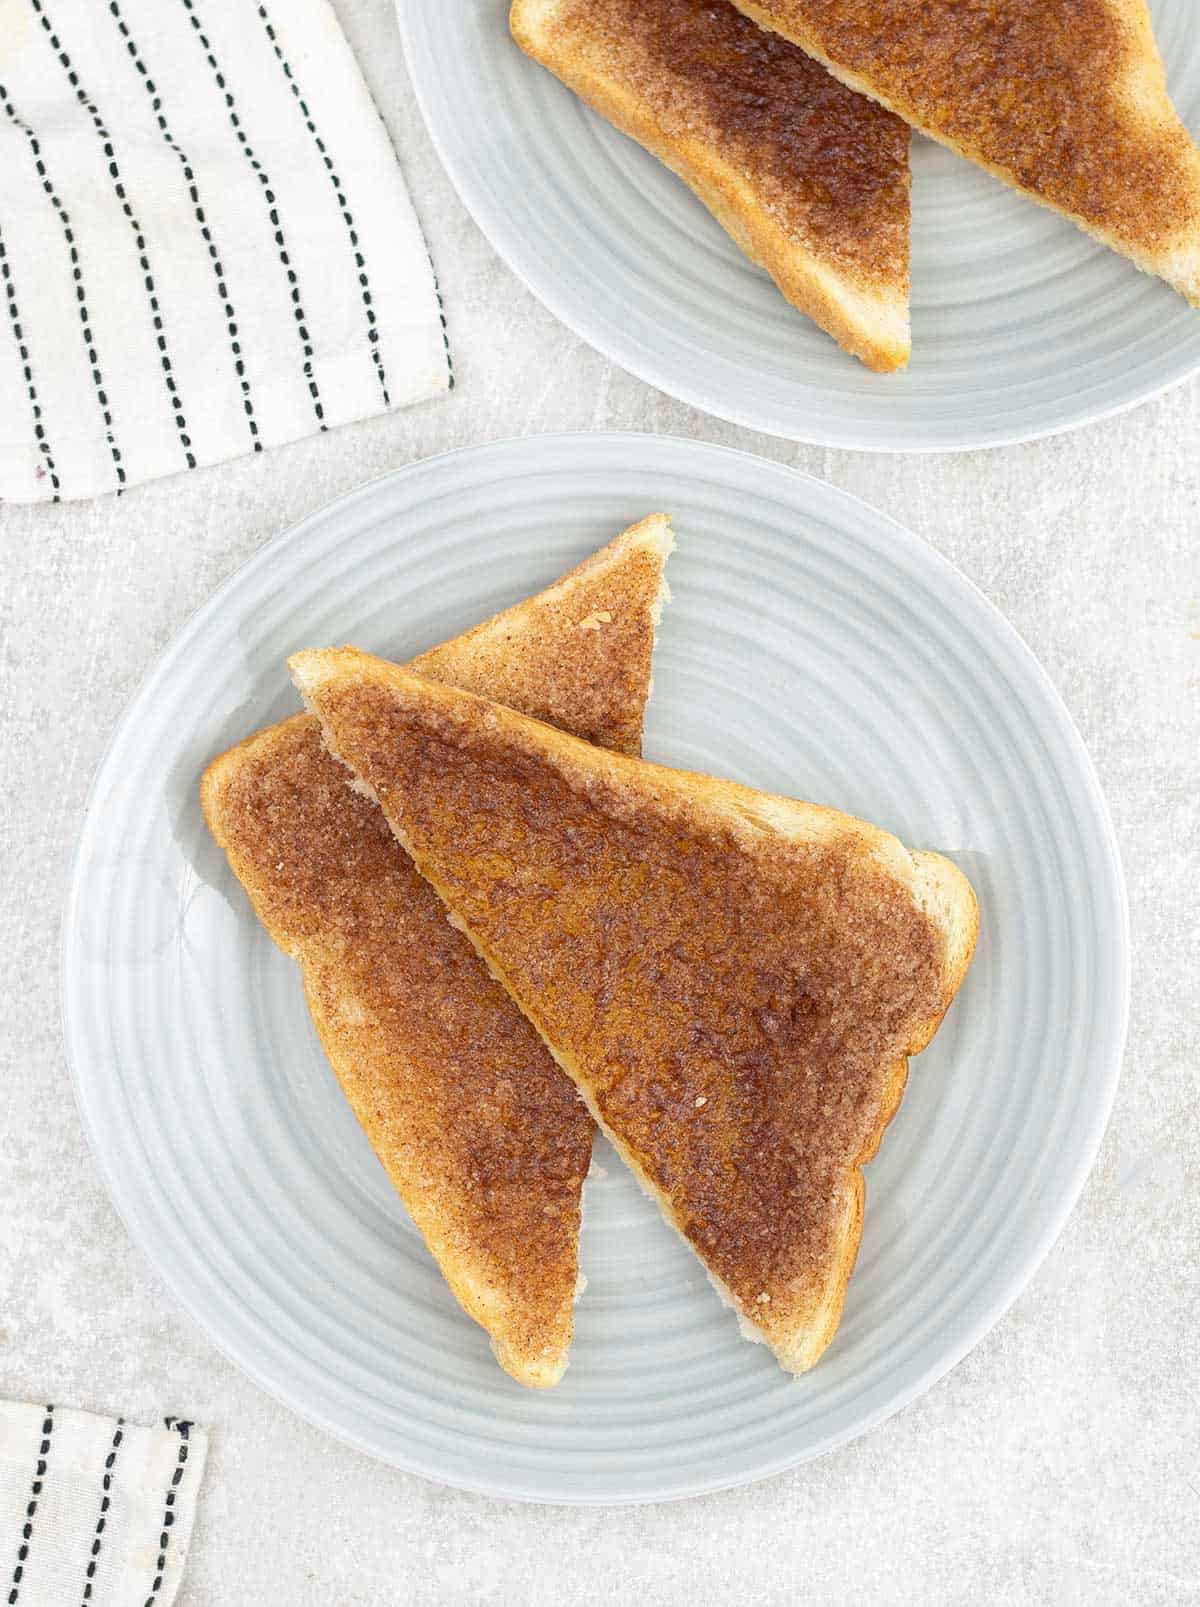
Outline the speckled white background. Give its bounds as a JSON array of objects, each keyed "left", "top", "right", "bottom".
[{"left": 1, "top": 3, "right": 1198, "bottom": 1603}]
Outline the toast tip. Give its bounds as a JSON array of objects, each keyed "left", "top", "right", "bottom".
[
  {"left": 491, "top": 1334, "right": 569, "bottom": 1389},
  {"left": 631, "top": 511, "right": 675, "bottom": 557},
  {"left": 288, "top": 646, "right": 346, "bottom": 700}
]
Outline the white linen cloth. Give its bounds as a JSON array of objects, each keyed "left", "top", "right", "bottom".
[
  {"left": 0, "top": 1402, "right": 208, "bottom": 1607},
  {"left": 0, "top": 0, "right": 450, "bottom": 501}
]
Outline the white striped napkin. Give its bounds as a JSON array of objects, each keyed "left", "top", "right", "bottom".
[
  {"left": 0, "top": 0, "right": 451, "bottom": 502},
  {"left": 0, "top": 1403, "right": 208, "bottom": 1607}
]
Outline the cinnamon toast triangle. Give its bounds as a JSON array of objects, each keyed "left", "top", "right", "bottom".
[
  {"left": 291, "top": 650, "right": 978, "bottom": 1374},
  {"left": 511, "top": 0, "right": 912, "bottom": 371},
  {"left": 202, "top": 516, "right": 672, "bottom": 1386}
]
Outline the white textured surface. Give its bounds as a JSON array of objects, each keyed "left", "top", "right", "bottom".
[{"left": 0, "top": 0, "right": 1197, "bottom": 1600}]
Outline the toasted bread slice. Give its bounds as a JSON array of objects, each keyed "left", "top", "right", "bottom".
[
  {"left": 291, "top": 650, "right": 979, "bottom": 1375},
  {"left": 726, "top": 0, "right": 1200, "bottom": 303},
  {"left": 202, "top": 516, "right": 673, "bottom": 1387},
  {"left": 510, "top": 0, "right": 911, "bottom": 371}
]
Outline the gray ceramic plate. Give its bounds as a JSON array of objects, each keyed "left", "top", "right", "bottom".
[
  {"left": 63, "top": 434, "right": 1128, "bottom": 1502},
  {"left": 398, "top": 1, "right": 1200, "bottom": 450}
]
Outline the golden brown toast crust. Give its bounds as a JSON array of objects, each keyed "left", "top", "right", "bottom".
[
  {"left": 727, "top": 0, "right": 1200, "bottom": 302},
  {"left": 291, "top": 650, "right": 979, "bottom": 1375},
  {"left": 202, "top": 517, "right": 673, "bottom": 1387},
  {"left": 409, "top": 517, "right": 668, "bottom": 757},
  {"left": 511, "top": 0, "right": 911, "bottom": 371}
]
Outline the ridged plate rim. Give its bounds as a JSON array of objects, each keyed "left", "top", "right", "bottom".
[{"left": 61, "top": 433, "right": 1130, "bottom": 1502}]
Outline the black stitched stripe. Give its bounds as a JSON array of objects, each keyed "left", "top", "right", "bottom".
[
  {"left": 176, "top": 0, "right": 324, "bottom": 429},
  {"left": 257, "top": 1, "right": 391, "bottom": 408},
  {"left": 80, "top": 1419, "right": 124, "bottom": 1605},
  {"left": 107, "top": 0, "right": 260, "bottom": 452},
  {"left": 0, "top": 83, "right": 124, "bottom": 490},
  {"left": 30, "top": 0, "right": 196, "bottom": 470},
  {"left": 7, "top": 1404, "right": 54, "bottom": 1606},
  {"left": 142, "top": 1420, "right": 193, "bottom": 1607},
  {"left": 423, "top": 234, "right": 453, "bottom": 393},
  {"left": 0, "top": 223, "right": 60, "bottom": 498}
]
